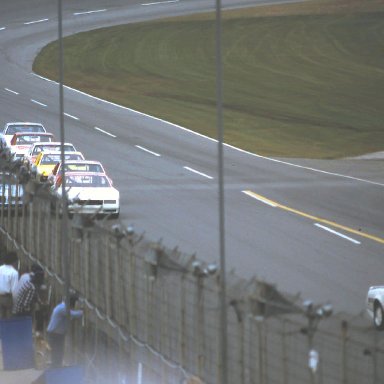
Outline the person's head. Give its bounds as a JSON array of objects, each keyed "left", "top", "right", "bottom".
[
  {"left": 3, "top": 251, "right": 18, "bottom": 266},
  {"left": 31, "top": 263, "right": 43, "bottom": 274},
  {"left": 31, "top": 270, "right": 44, "bottom": 287},
  {"left": 69, "top": 292, "right": 79, "bottom": 308}
]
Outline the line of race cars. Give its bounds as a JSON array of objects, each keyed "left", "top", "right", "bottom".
[{"left": 1, "top": 122, "right": 120, "bottom": 218}]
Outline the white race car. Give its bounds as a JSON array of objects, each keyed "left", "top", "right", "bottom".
[
  {"left": 26, "top": 141, "right": 77, "bottom": 164},
  {"left": 3, "top": 122, "right": 46, "bottom": 145},
  {"left": 366, "top": 286, "right": 384, "bottom": 330},
  {"left": 53, "top": 171, "right": 119, "bottom": 218}
]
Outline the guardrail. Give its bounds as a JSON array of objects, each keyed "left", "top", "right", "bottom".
[{"left": 0, "top": 165, "right": 383, "bottom": 384}]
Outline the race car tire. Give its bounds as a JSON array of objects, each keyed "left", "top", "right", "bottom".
[{"left": 373, "top": 301, "right": 384, "bottom": 330}]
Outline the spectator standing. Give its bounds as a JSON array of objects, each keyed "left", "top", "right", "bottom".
[
  {"left": 46, "top": 292, "right": 83, "bottom": 367},
  {"left": 13, "top": 270, "right": 44, "bottom": 317},
  {"left": 0, "top": 251, "right": 18, "bottom": 318},
  {"left": 14, "top": 263, "right": 43, "bottom": 297},
  {"left": 14, "top": 263, "right": 48, "bottom": 333}
]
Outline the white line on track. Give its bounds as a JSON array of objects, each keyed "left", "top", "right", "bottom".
[
  {"left": 31, "top": 99, "right": 47, "bottom": 107},
  {"left": 94, "top": 127, "right": 116, "bottom": 138},
  {"left": 184, "top": 166, "right": 213, "bottom": 180},
  {"left": 31, "top": 74, "right": 384, "bottom": 188},
  {"left": 135, "top": 145, "right": 160, "bottom": 157},
  {"left": 73, "top": 9, "right": 107, "bottom": 16},
  {"left": 64, "top": 113, "right": 79, "bottom": 120},
  {"left": 24, "top": 19, "right": 49, "bottom": 25},
  {"left": 0, "top": 28, "right": 5, "bottom": 31},
  {"left": 4, "top": 88, "right": 19, "bottom": 95},
  {"left": 314, "top": 223, "right": 361, "bottom": 245},
  {"left": 142, "top": 0, "right": 179, "bottom": 5},
  {"left": 241, "top": 190, "right": 277, "bottom": 207}
]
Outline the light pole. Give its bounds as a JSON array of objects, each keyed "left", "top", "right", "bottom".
[
  {"left": 215, "top": 0, "right": 228, "bottom": 383},
  {"left": 58, "top": 0, "right": 71, "bottom": 316}
]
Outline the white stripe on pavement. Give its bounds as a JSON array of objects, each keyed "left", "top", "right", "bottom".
[
  {"left": 314, "top": 223, "right": 361, "bottom": 244},
  {"left": 184, "top": 166, "right": 213, "bottom": 179},
  {"left": 31, "top": 99, "right": 47, "bottom": 107},
  {"left": 74, "top": 9, "right": 106, "bottom": 16},
  {"left": 135, "top": 145, "right": 160, "bottom": 157},
  {"left": 24, "top": 19, "right": 49, "bottom": 25},
  {"left": 94, "top": 127, "right": 116, "bottom": 138}
]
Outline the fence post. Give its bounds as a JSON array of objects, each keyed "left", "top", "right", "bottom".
[
  {"left": 180, "top": 274, "right": 187, "bottom": 370},
  {"left": 44, "top": 199, "right": 51, "bottom": 265},
  {"left": 128, "top": 237, "right": 137, "bottom": 377},
  {"left": 13, "top": 178, "right": 19, "bottom": 238},
  {"left": 196, "top": 276, "right": 205, "bottom": 378},
  {"left": 341, "top": 320, "right": 348, "bottom": 384},
  {"left": 7, "top": 176, "right": 11, "bottom": 226},
  {"left": 54, "top": 200, "right": 61, "bottom": 273},
  {"left": 373, "top": 333, "right": 378, "bottom": 384},
  {"left": 231, "top": 299, "right": 245, "bottom": 384},
  {"left": 239, "top": 314, "right": 245, "bottom": 384},
  {"left": 129, "top": 241, "right": 136, "bottom": 336},
  {"left": 21, "top": 191, "right": 26, "bottom": 246},
  {"left": 146, "top": 265, "right": 154, "bottom": 346},
  {"left": 1, "top": 175, "right": 5, "bottom": 226},
  {"left": 105, "top": 235, "right": 111, "bottom": 318},
  {"left": 282, "top": 320, "right": 288, "bottom": 384},
  {"left": 256, "top": 316, "right": 264, "bottom": 384},
  {"left": 28, "top": 200, "right": 34, "bottom": 254},
  {"left": 35, "top": 198, "right": 41, "bottom": 259}
]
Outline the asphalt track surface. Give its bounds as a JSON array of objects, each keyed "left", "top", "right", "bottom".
[{"left": 0, "top": 0, "right": 383, "bottom": 315}]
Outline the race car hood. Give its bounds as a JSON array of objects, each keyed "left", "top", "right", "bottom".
[{"left": 64, "top": 186, "right": 119, "bottom": 202}]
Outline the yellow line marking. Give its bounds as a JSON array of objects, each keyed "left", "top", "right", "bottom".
[{"left": 243, "top": 190, "right": 384, "bottom": 245}]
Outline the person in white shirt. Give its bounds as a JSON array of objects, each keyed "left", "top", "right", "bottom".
[{"left": 0, "top": 251, "right": 19, "bottom": 318}]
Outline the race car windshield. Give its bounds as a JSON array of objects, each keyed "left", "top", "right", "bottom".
[
  {"left": 16, "top": 135, "right": 52, "bottom": 144},
  {"left": 33, "top": 144, "right": 74, "bottom": 154},
  {"left": 64, "top": 163, "right": 103, "bottom": 173},
  {"left": 6, "top": 125, "right": 45, "bottom": 134},
  {"left": 65, "top": 175, "right": 111, "bottom": 187},
  {"left": 41, "top": 154, "right": 61, "bottom": 165}
]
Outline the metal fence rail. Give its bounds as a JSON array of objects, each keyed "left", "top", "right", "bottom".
[{"left": 0, "top": 176, "right": 383, "bottom": 384}]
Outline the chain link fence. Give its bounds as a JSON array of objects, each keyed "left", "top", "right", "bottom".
[{"left": 0, "top": 165, "right": 383, "bottom": 383}]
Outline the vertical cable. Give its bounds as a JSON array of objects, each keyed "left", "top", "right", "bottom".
[
  {"left": 58, "top": 0, "right": 70, "bottom": 314},
  {"left": 215, "top": 0, "right": 228, "bottom": 383}
]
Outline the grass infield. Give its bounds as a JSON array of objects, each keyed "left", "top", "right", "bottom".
[{"left": 33, "top": 0, "right": 384, "bottom": 158}]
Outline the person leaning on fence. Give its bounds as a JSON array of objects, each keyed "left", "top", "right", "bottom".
[
  {"left": 46, "top": 292, "right": 83, "bottom": 367},
  {"left": 13, "top": 269, "right": 44, "bottom": 317},
  {"left": 0, "top": 251, "right": 19, "bottom": 318}
]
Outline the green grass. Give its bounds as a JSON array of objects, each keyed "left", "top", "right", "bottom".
[{"left": 33, "top": 0, "right": 384, "bottom": 158}]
